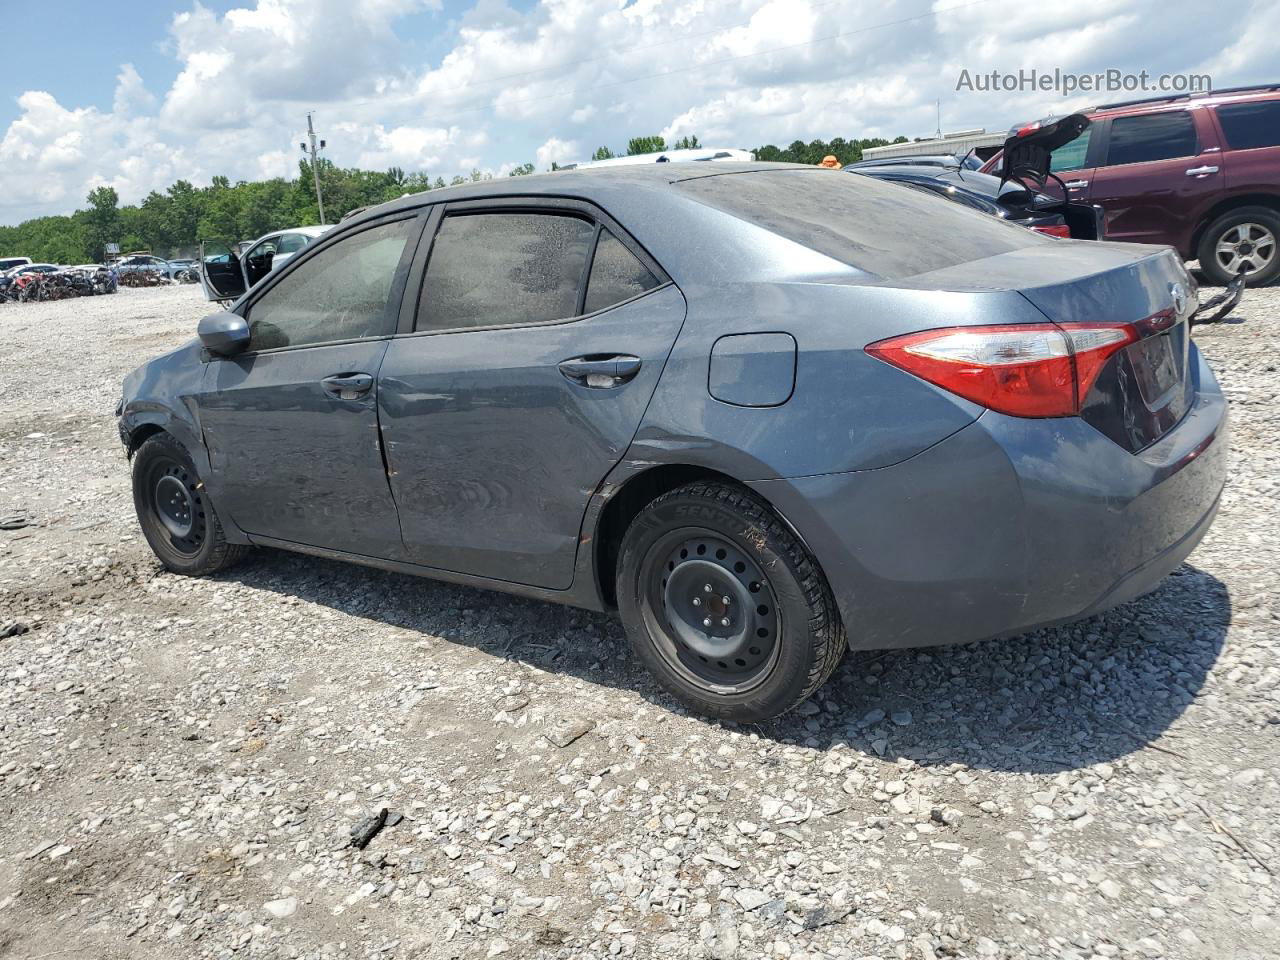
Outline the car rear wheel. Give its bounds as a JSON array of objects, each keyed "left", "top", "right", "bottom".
[
  {"left": 1197, "top": 206, "right": 1280, "bottom": 287},
  {"left": 617, "top": 481, "right": 845, "bottom": 722},
  {"left": 132, "top": 433, "right": 248, "bottom": 576}
]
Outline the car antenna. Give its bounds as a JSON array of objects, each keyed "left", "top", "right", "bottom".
[{"left": 955, "top": 147, "right": 978, "bottom": 183}]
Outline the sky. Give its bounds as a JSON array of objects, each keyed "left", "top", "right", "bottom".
[{"left": 0, "top": 0, "right": 1274, "bottom": 224}]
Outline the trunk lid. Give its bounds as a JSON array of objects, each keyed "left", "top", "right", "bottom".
[{"left": 904, "top": 243, "right": 1197, "bottom": 452}]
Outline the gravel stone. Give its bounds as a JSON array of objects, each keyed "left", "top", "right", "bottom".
[{"left": 0, "top": 283, "right": 1277, "bottom": 958}]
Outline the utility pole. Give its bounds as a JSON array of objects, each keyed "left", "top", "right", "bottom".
[
  {"left": 936, "top": 100, "right": 942, "bottom": 141},
  {"left": 301, "top": 112, "right": 327, "bottom": 225}
]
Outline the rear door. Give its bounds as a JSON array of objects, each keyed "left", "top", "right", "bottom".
[
  {"left": 198, "top": 214, "right": 423, "bottom": 557},
  {"left": 1086, "top": 108, "right": 1224, "bottom": 252},
  {"left": 378, "top": 200, "right": 686, "bottom": 589},
  {"left": 1214, "top": 98, "right": 1280, "bottom": 193}
]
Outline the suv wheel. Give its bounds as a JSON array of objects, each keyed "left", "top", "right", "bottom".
[
  {"left": 1197, "top": 206, "right": 1280, "bottom": 286},
  {"left": 132, "top": 433, "right": 248, "bottom": 576},
  {"left": 616, "top": 482, "right": 845, "bottom": 722}
]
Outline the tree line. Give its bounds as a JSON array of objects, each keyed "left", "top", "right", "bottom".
[{"left": 0, "top": 132, "right": 910, "bottom": 263}]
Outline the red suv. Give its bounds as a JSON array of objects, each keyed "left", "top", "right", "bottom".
[{"left": 982, "top": 84, "right": 1280, "bottom": 286}]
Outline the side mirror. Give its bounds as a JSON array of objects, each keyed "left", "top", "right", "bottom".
[{"left": 198, "top": 311, "right": 250, "bottom": 357}]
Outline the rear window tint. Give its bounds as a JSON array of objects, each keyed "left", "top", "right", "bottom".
[
  {"left": 585, "top": 229, "right": 660, "bottom": 313},
  {"left": 675, "top": 170, "right": 1041, "bottom": 279},
  {"left": 1216, "top": 101, "right": 1280, "bottom": 150},
  {"left": 1104, "top": 111, "right": 1198, "bottom": 166}
]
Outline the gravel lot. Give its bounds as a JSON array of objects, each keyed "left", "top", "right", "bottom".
[{"left": 0, "top": 282, "right": 1277, "bottom": 960}]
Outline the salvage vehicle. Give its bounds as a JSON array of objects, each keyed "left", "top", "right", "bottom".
[
  {"left": 200, "top": 225, "right": 332, "bottom": 301},
  {"left": 114, "top": 253, "right": 178, "bottom": 282},
  {"left": 982, "top": 83, "right": 1280, "bottom": 285},
  {"left": 848, "top": 163, "right": 1104, "bottom": 238},
  {"left": 119, "top": 164, "right": 1228, "bottom": 721},
  {"left": 0, "top": 262, "right": 59, "bottom": 297},
  {"left": 0, "top": 256, "right": 32, "bottom": 273}
]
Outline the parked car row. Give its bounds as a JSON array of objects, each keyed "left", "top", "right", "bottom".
[{"left": 0, "top": 262, "right": 117, "bottom": 301}]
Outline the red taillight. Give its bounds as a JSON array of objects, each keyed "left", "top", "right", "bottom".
[
  {"left": 1031, "top": 224, "right": 1072, "bottom": 238},
  {"left": 866, "top": 323, "right": 1138, "bottom": 418}
]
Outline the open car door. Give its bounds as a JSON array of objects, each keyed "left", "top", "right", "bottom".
[{"left": 199, "top": 241, "right": 248, "bottom": 302}]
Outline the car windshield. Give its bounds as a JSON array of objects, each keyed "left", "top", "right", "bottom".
[{"left": 676, "top": 169, "right": 1041, "bottom": 279}]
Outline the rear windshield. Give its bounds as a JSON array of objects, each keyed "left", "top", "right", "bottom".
[{"left": 675, "top": 169, "right": 1042, "bottom": 279}]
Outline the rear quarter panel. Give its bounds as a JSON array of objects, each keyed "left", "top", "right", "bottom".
[{"left": 627, "top": 280, "right": 1062, "bottom": 480}]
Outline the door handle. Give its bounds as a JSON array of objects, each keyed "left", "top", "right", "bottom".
[
  {"left": 1064, "top": 179, "right": 1089, "bottom": 189},
  {"left": 1185, "top": 165, "right": 1219, "bottom": 177},
  {"left": 558, "top": 355, "right": 642, "bottom": 388},
  {"left": 321, "top": 373, "right": 374, "bottom": 400}
]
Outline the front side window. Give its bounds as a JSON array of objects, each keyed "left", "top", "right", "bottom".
[
  {"left": 246, "top": 218, "right": 414, "bottom": 351},
  {"left": 276, "top": 233, "right": 309, "bottom": 255},
  {"left": 417, "top": 212, "right": 595, "bottom": 331},
  {"left": 1216, "top": 101, "right": 1280, "bottom": 151},
  {"left": 1104, "top": 111, "right": 1198, "bottom": 166},
  {"left": 584, "top": 229, "right": 660, "bottom": 314},
  {"left": 1050, "top": 127, "right": 1092, "bottom": 172}
]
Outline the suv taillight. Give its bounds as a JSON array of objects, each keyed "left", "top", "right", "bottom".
[
  {"left": 866, "top": 323, "right": 1138, "bottom": 418},
  {"left": 1031, "top": 224, "right": 1072, "bottom": 238}
]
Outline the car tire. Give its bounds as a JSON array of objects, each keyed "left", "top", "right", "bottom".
[
  {"left": 616, "top": 481, "right": 845, "bottom": 722},
  {"left": 1197, "top": 206, "right": 1280, "bottom": 287},
  {"left": 132, "top": 433, "right": 248, "bottom": 576}
]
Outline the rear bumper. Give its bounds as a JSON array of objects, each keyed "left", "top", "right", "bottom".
[{"left": 749, "top": 349, "right": 1228, "bottom": 651}]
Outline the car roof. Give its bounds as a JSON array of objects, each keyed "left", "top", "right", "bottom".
[
  {"left": 351, "top": 161, "right": 818, "bottom": 219},
  {"left": 340, "top": 162, "right": 952, "bottom": 286},
  {"left": 1080, "top": 83, "right": 1280, "bottom": 118}
]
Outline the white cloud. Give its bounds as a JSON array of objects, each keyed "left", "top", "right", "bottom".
[
  {"left": 535, "top": 136, "right": 578, "bottom": 169},
  {"left": 2, "top": 0, "right": 1278, "bottom": 224}
]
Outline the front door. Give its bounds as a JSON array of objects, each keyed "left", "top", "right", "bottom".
[
  {"left": 378, "top": 206, "right": 686, "bottom": 589},
  {"left": 198, "top": 215, "right": 422, "bottom": 558},
  {"left": 1086, "top": 109, "right": 1224, "bottom": 249},
  {"left": 200, "top": 241, "right": 247, "bottom": 302}
]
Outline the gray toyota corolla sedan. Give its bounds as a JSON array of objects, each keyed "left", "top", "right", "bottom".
[{"left": 118, "top": 163, "right": 1227, "bottom": 722}]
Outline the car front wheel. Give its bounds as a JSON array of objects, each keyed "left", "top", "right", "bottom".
[
  {"left": 617, "top": 481, "right": 845, "bottom": 722},
  {"left": 1197, "top": 206, "right": 1280, "bottom": 287},
  {"left": 132, "top": 433, "right": 248, "bottom": 576}
]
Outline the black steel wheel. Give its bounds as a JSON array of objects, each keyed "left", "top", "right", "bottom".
[
  {"left": 145, "top": 456, "right": 207, "bottom": 558},
  {"left": 132, "top": 433, "right": 248, "bottom": 576},
  {"left": 617, "top": 481, "right": 845, "bottom": 722},
  {"left": 642, "top": 532, "right": 781, "bottom": 694}
]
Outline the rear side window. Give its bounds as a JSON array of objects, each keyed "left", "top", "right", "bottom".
[
  {"left": 1216, "top": 101, "right": 1280, "bottom": 150},
  {"left": 584, "top": 229, "right": 659, "bottom": 313},
  {"left": 246, "top": 218, "right": 414, "bottom": 351},
  {"left": 676, "top": 170, "right": 1038, "bottom": 280},
  {"left": 417, "top": 212, "right": 595, "bottom": 331},
  {"left": 1104, "top": 112, "right": 1198, "bottom": 166}
]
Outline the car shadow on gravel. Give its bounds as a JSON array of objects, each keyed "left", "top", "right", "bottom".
[{"left": 219, "top": 551, "right": 1228, "bottom": 775}]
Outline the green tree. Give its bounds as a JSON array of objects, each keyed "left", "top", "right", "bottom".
[
  {"left": 508, "top": 162, "right": 536, "bottom": 177},
  {"left": 82, "top": 186, "right": 121, "bottom": 262},
  {"left": 626, "top": 136, "right": 666, "bottom": 155},
  {"left": 591, "top": 146, "right": 615, "bottom": 161},
  {"left": 671, "top": 135, "right": 701, "bottom": 150}
]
